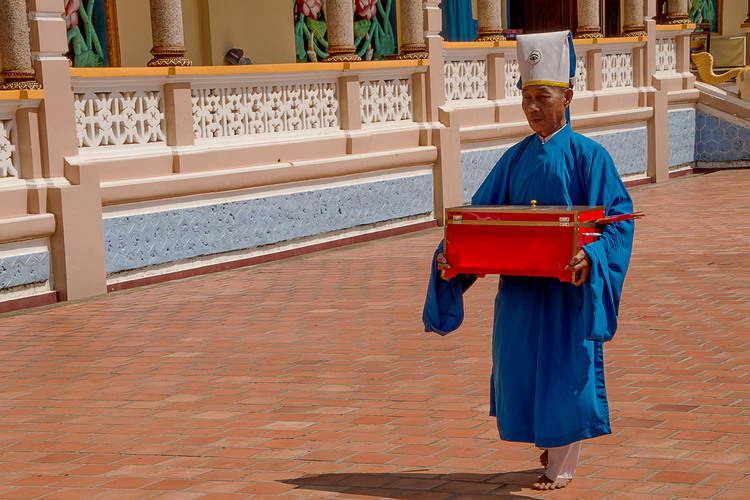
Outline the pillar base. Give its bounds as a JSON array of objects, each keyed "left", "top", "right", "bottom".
[
  {"left": 0, "top": 70, "right": 42, "bottom": 90},
  {"left": 576, "top": 26, "right": 603, "bottom": 38},
  {"left": 397, "top": 51, "right": 429, "bottom": 60},
  {"left": 397, "top": 43, "right": 429, "bottom": 60},
  {"left": 148, "top": 46, "right": 193, "bottom": 67},
  {"left": 324, "top": 45, "right": 361, "bottom": 62},
  {"left": 666, "top": 13, "right": 690, "bottom": 24},
  {"left": 475, "top": 35, "right": 506, "bottom": 42},
  {"left": 323, "top": 53, "right": 362, "bottom": 62},
  {"left": 622, "top": 25, "right": 647, "bottom": 37},
  {"left": 475, "top": 29, "right": 506, "bottom": 42}
]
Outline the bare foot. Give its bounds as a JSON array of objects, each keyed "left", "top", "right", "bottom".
[
  {"left": 532, "top": 474, "right": 572, "bottom": 490},
  {"left": 539, "top": 450, "right": 548, "bottom": 468}
]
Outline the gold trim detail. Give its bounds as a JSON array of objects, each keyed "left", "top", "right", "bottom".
[
  {"left": 475, "top": 29, "right": 506, "bottom": 42},
  {"left": 148, "top": 46, "right": 193, "bottom": 67},
  {"left": 445, "top": 220, "right": 592, "bottom": 228},
  {"left": 522, "top": 80, "right": 570, "bottom": 88},
  {"left": 397, "top": 51, "right": 429, "bottom": 60},
  {"left": 666, "top": 13, "right": 690, "bottom": 24},
  {"left": 576, "top": 25, "right": 603, "bottom": 39},
  {"left": 0, "top": 79, "right": 42, "bottom": 90},
  {"left": 323, "top": 53, "right": 362, "bottom": 62},
  {"left": 447, "top": 205, "right": 605, "bottom": 213},
  {"left": 104, "top": 0, "right": 121, "bottom": 67},
  {"left": 0, "top": 69, "right": 42, "bottom": 90}
]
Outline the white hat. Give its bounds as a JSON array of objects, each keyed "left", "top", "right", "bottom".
[{"left": 516, "top": 31, "right": 576, "bottom": 89}]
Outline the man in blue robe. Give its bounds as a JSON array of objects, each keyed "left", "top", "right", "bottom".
[{"left": 423, "top": 31, "right": 635, "bottom": 490}]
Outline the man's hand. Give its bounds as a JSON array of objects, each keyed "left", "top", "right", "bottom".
[
  {"left": 437, "top": 252, "right": 452, "bottom": 281},
  {"left": 565, "top": 249, "right": 591, "bottom": 286}
]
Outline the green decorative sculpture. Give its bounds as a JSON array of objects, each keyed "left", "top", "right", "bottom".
[
  {"left": 689, "top": 0, "right": 717, "bottom": 32},
  {"left": 66, "top": 0, "right": 105, "bottom": 67},
  {"left": 294, "top": 0, "right": 397, "bottom": 63}
]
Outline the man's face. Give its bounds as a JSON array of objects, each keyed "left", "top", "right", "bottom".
[{"left": 521, "top": 85, "right": 573, "bottom": 137}]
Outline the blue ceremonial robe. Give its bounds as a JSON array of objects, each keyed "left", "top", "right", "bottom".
[{"left": 423, "top": 124, "right": 635, "bottom": 448}]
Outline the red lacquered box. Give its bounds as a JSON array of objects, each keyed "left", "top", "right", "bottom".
[{"left": 443, "top": 205, "right": 605, "bottom": 282}]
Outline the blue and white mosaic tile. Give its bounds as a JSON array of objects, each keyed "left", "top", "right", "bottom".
[
  {"left": 461, "top": 147, "right": 508, "bottom": 203},
  {"left": 695, "top": 110, "right": 750, "bottom": 163},
  {"left": 0, "top": 252, "right": 50, "bottom": 288},
  {"left": 668, "top": 109, "right": 697, "bottom": 166},
  {"left": 587, "top": 128, "right": 648, "bottom": 176},
  {"left": 103, "top": 174, "right": 434, "bottom": 273}
]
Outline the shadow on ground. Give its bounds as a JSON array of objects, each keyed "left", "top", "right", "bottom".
[{"left": 283, "top": 469, "right": 545, "bottom": 498}]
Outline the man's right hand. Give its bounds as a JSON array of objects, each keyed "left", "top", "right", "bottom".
[{"left": 437, "top": 252, "right": 451, "bottom": 281}]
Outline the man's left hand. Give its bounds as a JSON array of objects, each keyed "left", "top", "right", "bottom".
[{"left": 565, "top": 249, "right": 591, "bottom": 286}]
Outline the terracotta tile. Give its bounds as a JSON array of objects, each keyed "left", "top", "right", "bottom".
[{"left": 1, "top": 170, "right": 750, "bottom": 498}]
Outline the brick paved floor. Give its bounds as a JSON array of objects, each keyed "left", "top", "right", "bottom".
[{"left": 0, "top": 169, "right": 749, "bottom": 499}]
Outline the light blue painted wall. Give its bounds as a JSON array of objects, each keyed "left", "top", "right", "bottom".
[
  {"left": 103, "top": 174, "right": 434, "bottom": 274},
  {"left": 0, "top": 252, "right": 50, "bottom": 289},
  {"left": 461, "top": 147, "right": 508, "bottom": 203},
  {"left": 588, "top": 128, "right": 648, "bottom": 175},
  {"left": 669, "top": 109, "right": 697, "bottom": 167}
]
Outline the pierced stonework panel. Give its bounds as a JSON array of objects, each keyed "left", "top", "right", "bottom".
[
  {"left": 656, "top": 37, "right": 677, "bottom": 72},
  {"left": 74, "top": 90, "right": 166, "bottom": 148},
  {"left": 574, "top": 56, "right": 588, "bottom": 92},
  {"left": 444, "top": 59, "right": 488, "bottom": 101},
  {"left": 360, "top": 78, "right": 412, "bottom": 125},
  {"left": 0, "top": 118, "right": 18, "bottom": 179},
  {"left": 505, "top": 57, "right": 521, "bottom": 97},
  {"left": 192, "top": 82, "right": 340, "bottom": 140},
  {"left": 602, "top": 52, "right": 633, "bottom": 89}
]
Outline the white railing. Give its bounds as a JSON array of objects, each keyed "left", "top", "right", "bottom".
[
  {"left": 602, "top": 50, "right": 634, "bottom": 88},
  {"left": 505, "top": 55, "right": 521, "bottom": 97},
  {"left": 655, "top": 36, "right": 677, "bottom": 72},
  {"left": 0, "top": 117, "right": 17, "bottom": 178},
  {"left": 192, "top": 81, "right": 340, "bottom": 140},
  {"left": 73, "top": 89, "right": 166, "bottom": 148},
  {"left": 574, "top": 55, "right": 589, "bottom": 92},
  {"left": 445, "top": 58, "right": 488, "bottom": 101},
  {"left": 360, "top": 77, "right": 412, "bottom": 124}
]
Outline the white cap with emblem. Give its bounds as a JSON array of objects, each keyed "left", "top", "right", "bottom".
[{"left": 516, "top": 30, "right": 576, "bottom": 89}]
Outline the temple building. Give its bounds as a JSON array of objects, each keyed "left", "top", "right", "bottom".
[{"left": 0, "top": 0, "right": 748, "bottom": 311}]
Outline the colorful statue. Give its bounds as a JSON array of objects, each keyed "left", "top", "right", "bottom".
[
  {"left": 689, "top": 0, "right": 717, "bottom": 32},
  {"left": 294, "top": 0, "right": 396, "bottom": 63}
]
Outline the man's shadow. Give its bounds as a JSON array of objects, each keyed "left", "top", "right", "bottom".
[{"left": 283, "top": 469, "right": 544, "bottom": 498}]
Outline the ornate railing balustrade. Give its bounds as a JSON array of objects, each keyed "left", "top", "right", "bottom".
[
  {"left": 655, "top": 30, "right": 678, "bottom": 73},
  {"left": 0, "top": 91, "right": 44, "bottom": 181},
  {"left": 190, "top": 75, "right": 341, "bottom": 141},
  {"left": 440, "top": 37, "right": 647, "bottom": 147},
  {"left": 443, "top": 37, "right": 645, "bottom": 107},
  {"left": 73, "top": 77, "right": 167, "bottom": 149},
  {"left": 71, "top": 61, "right": 428, "bottom": 155}
]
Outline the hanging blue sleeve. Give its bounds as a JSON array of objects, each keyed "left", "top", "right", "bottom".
[{"left": 422, "top": 241, "right": 477, "bottom": 335}]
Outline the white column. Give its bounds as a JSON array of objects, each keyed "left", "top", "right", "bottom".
[
  {"left": 576, "top": 0, "right": 603, "bottom": 38},
  {"left": 324, "top": 0, "right": 360, "bottom": 61},
  {"left": 148, "top": 0, "right": 192, "bottom": 66},
  {"left": 476, "top": 0, "right": 505, "bottom": 41},
  {"left": 0, "top": 0, "right": 41, "bottom": 89}
]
